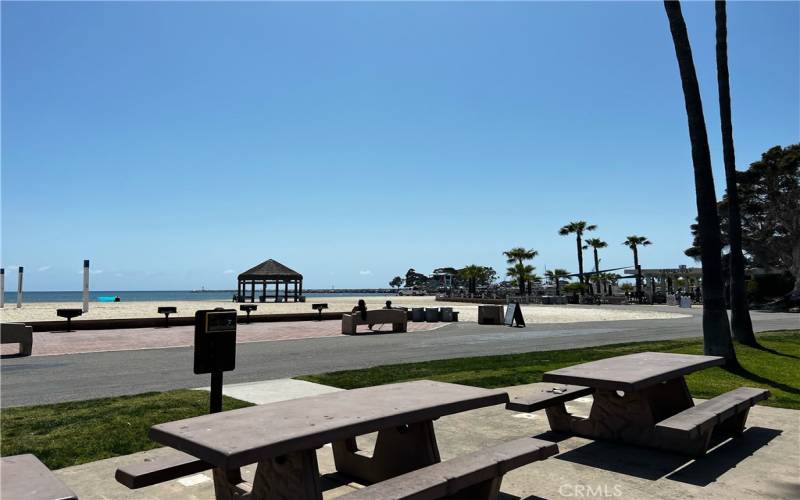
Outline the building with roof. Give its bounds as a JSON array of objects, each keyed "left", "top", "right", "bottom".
[{"left": 236, "top": 259, "right": 303, "bottom": 303}]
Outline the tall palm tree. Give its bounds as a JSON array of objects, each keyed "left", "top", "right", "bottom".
[
  {"left": 545, "top": 268, "right": 571, "bottom": 296},
  {"left": 503, "top": 247, "right": 538, "bottom": 295},
  {"left": 507, "top": 263, "right": 536, "bottom": 296},
  {"left": 715, "top": 1, "right": 757, "bottom": 346},
  {"left": 664, "top": 0, "right": 735, "bottom": 363},
  {"left": 584, "top": 238, "right": 608, "bottom": 295},
  {"left": 558, "top": 221, "right": 596, "bottom": 290},
  {"left": 458, "top": 265, "right": 483, "bottom": 295},
  {"left": 623, "top": 236, "right": 651, "bottom": 303}
]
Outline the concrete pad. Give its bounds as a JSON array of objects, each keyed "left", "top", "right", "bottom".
[
  {"left": 194, "top": 378, "right": 343, "bottom": 405},
  {"left": 54, "top": 382, "right": 800, "bottom": 499}
]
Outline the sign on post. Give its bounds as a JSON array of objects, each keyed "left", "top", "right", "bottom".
[{"left": 194, "top": 308, "right": 237, "bottom": 413}]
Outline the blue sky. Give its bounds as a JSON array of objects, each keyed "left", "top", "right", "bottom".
[{"left": 2, "top": 1, "right": 798, "bottom": 291}]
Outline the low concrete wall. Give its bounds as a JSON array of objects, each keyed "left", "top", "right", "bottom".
[
  {"left": 27, "top": 312, "right": 345, "bottom": 332},
  {"left": 435, "top": 296, "right": 506, "bottom": 305}
]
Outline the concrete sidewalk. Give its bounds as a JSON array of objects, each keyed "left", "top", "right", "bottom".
[{"left": 52, "top": 380, "right": 799, "bottom": 499}]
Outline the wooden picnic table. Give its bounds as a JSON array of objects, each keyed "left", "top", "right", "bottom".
[
  {"left": 529, "top": 352, "right": 769, "bottom": 456},
  {"left": 149, "top": 380, "right": 508, "bottom": 499}
]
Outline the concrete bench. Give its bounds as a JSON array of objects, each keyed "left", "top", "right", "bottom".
[
  {"left": 506, "top": 383, "right": 593, "bottom": 431},
  {"left": 342, "top": 309, "right": 407, "bottom": 334},
  {"left": 341, "top": 437, "right": 558, "bottom": 500},
  {"left": 115, "top": 450, "right": 212, "bottom": 489},
  {"left": 655, "top": 387, "right": 770, "bottom": 456},
  {"left": 0, "top": 454, "right": 78, "bottom": 500},
  {"left": 1, "top": 322, "right": 33, "bottom": 356}
]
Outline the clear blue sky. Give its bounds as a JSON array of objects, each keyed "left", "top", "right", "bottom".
[{"left": 2, "top": 1, "right": 798, "bottom": 291}]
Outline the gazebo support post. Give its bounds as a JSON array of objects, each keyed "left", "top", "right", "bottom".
[
  {"left": 250, "top": 280, "right": 255, "bottom": 303},
  {"left": 284, "top": 281, "right": 288, "bottom": 302},
  {"left": 293, "top": 280, "right": 298, "bottom": 302},
  {"left": 275, "top": 280, "right": 279, "bottom": 302}
]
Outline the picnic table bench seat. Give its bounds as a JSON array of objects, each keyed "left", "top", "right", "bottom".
[
  {"left": 654, "top": 387, "right": 770, "bottom": 456},
  {"left": 0, "top": 454, "right": 78, "bottom": 500},
  {"left": 341, "top": 437, "right": 558, "bottom": 500},
  {"left": 115, "top": 450, "right": 213, "bottom": 489},
  {"left": 506, "top": 384, "right": 593, "bottom": 413}
]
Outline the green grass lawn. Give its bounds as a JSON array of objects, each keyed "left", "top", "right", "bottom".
[
  {"left": 0, "top": 390, "right": 252, "bottom": 470},
  {"left": 299, "top": 330, "right": 800, "bottom": 410}
]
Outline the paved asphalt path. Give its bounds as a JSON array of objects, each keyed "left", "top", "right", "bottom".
[{"left": 2, "top": 306, "right": 797, "bottom": 407}]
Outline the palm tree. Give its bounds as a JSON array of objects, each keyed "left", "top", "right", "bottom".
[
  {"left": 715, "top": 1, "right": 757, "bottom": 346},
  {"left": 559, "top": 221, "right": 596, "bottom": 290},
  {"left": 545, "top": 268, "right": 571, "bottom": 296},
  {"left": 664, "top": 0, "right": 736, "bottom": 363},
  {"left": 584, "top": 238, "right": 608, "bottom": 294},
  {"left": 458, "top": 265, "right": 484, "bottom": 295},
  {"left": 623, "top": 236, "right": 651, "bottom": 303},
  {"left": 507, "top": 263, "right": 536, "bottom": 296},
  {"left": 503, "top": 247, "right": 538, "bottom": 295}
]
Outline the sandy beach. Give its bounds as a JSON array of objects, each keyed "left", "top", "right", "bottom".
[{"left": 0, "top": 295, "right": 690, "bottom": 324}]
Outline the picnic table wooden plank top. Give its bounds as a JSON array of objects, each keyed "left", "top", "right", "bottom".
[
  {"left": 150, "top": 380, "right": 508, "bottom": 469},
  {"left": 542, "top": 352, "right": 724, "bottom": 391},
  {"left": 0, "top": 454, "right": 78, "bottom": 500}
]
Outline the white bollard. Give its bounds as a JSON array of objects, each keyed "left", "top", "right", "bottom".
[
  {"left": 16, "top": 266, "right": 23, "bottom": 308},
  {"left": 0, "top": 268, "right": 5, "bottom": 308},
  {"left": 82, "top": 259, "right": 90, "bottom": 313}
]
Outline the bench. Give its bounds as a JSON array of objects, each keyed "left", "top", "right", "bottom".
[
  {"left": 115, "top": 450, "right": 212, "bottom": 489},
  {"left": 341, "top": 437, "right": 558, "bottom": 500},
  {"left": 655, "top": 387, "right": 770, "bottom": 456},
  {"left": 1, "top": 322, "right": 33, "bottom": 356},
  {"left": 157, "top": 306, "right": 177, "bottom": 328},
  {"left": 312, "top": 303, "right": 329, "bottom": 320},
  {"left": 239, "top": 304, "right": 257, "bottom": 324},
  {"left": 1, "top": 454, "right": 78, "bottom": 500},
  {"left": 342, "top": 309, "right": 407, "bottom": 334},
  {"left": 506, "top": 383, "right": 593, "bottom": 431},
  {"left": 56, "top": 308, "right": 83, "bottom": 331}
]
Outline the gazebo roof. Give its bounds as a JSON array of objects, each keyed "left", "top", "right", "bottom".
[{"left": 238, "top": 259, "right": 302, "bottom": 281}]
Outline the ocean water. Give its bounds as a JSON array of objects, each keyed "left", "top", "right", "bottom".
[{"left": 1, "top": 291, "right": 392, "bottom": 303}]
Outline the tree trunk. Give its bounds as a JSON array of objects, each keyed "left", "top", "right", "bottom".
[
  {"left": 716, "top": 0, "right": 757, "bottom": 346},
  {"left": 576, "top": 233, "right": 585, "bottom": 290},
  {"left": 556, "top": 280, "right": 561, "bottom": 296},
  {"left": 664, "top": 0, "right": 736, "bottom": 363},
  {"left": 633, "top": 246, "right": 642, "bottom": 303},
  {"left": 593, "top": 248, "right": 601, "bottom": 296}
]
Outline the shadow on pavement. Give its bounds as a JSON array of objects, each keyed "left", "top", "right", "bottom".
[
  {"left": 666, "top": 427, "right": 782, "bottom": 486},
  {"left": 555, "top": 441, "right": 687, "bottom": 480}
]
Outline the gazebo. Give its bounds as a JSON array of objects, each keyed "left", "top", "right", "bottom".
[{"left": 236, "top": 259, "right": 303, "bottom": 303}]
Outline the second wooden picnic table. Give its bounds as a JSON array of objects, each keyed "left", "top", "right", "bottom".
[{"left": 148, "top": 380, "right": 508, "bottom": 499}]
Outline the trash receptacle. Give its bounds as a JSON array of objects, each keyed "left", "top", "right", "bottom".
[
  {"left": 440, "top": 307, "right": 454, "bottom": 322},
  {"left": 425, "top": 307, "right": 440, "bottom": 322},
  {"left": 411, "top": 307, "right": 425, "bottom": 322}
]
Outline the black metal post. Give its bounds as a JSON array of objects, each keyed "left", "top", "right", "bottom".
[{"left": 210, "top": 371, "right": 223, "bottom": 413}]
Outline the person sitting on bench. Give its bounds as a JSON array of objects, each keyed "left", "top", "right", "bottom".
[
  {"left": 383, "top": 300, "right": 393, "bottom": 309},
  {"left": 351, "top": 299, "right": 374, "bottom": 330}
]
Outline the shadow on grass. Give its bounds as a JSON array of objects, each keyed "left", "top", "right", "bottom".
[
  {"left": 666, "top": 427, "right": 781, "bottom": 486},
  {"left": 752, "top": 344, "right": 800, "bottom": 360},
  {"left": 725, "top": 364, "right": 800, "bottom": 396}
]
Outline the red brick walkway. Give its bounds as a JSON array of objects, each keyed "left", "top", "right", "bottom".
[{"left": 0, "top": 320, "right": 444, "bottom": 357}]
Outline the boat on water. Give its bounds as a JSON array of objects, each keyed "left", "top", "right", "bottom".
[{"left": 190, "top": 286, "right": 207, "bottom": 293}]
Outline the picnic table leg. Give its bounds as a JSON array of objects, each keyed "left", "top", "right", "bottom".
[
  {"left": 332, "top": 420, "right": 440, "bottom": 484},
  {"left": 211, "top": 449, "right": 323, "bottom": 500},
  {"left": 561, "top": 377, "right": 694, "bottom": 446}
]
